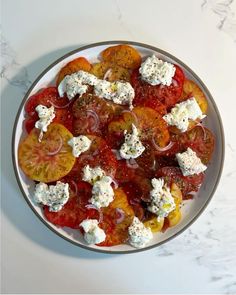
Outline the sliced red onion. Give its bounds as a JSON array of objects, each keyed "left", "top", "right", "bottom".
[
  {"left": 172, "top": 79, "right": 178, "bottom": 87},
  {"left": 85, "top": 204, "right": 103, "bottom": 223},
  {"left": 110, "top": 177, "right": 119, "bottom": 189},
  {"left": 70, "top": 180, "right": 78, "bottom": 196},
  {"left": 129, "top": 198, "right": 141, "bottom": 205},
  {"left": 195, "top": 121, "right": 207, "bottom": 140},
  {"left": 47, "top": 98, "right": 73, "bottom": 109},
  {"left": 126, "top": 158, "right": 139, "bottom": 169},
  {"left": 79, "top": 154, "right": 94, "bottom": 162},
  {"left": 116, "top": 208, "right": 125, "bottom": 224},
  {"left": 86, "top": 110, "right": 100, "bottom": 132},
  {"left": 152, "top": 137, "right": 174, "bottom": 152},
  {"left": 111, "top": 149, "right": 122, "bottom": 160},
  {"left": 121, "top": 110, "right": 138, "bottom": 125},
  {"left": 47, "top": 135, "right": 63, "bottom": 155},
  {"left": 103, "top": 68, "right": 112, "bottom": 80}
]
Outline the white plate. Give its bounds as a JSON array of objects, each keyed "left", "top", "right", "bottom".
[{"left": 12, "top": 41, "right": 225, "bottom": 254}]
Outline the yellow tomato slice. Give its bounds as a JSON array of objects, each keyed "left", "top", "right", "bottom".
[
  {"left": 144, "top": 217, "right": 164, "bottom": 233},
  {"left": 91, "top": 61, "right": 130, "bottom": 82},
  {"left": 18, "top": 123, "right": 76, "bottom": 183}
]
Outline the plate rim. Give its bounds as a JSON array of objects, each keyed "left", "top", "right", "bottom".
[{"left": 11, "top": 40, "right": 225, "bottom": 254}]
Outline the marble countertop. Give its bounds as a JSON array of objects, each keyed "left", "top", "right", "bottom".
[{"left": 1, "top": 0, "right": 236, "bottom": 293}]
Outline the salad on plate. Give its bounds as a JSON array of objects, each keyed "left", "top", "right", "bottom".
[{"left": 18, "top": 44, "right": 215, "bottom": 248}]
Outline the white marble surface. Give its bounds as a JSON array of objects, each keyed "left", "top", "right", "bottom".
[{"left": 1, "top": 0, "right": 236, "bottom": 293}]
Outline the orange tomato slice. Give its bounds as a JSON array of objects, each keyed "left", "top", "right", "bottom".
[
  {"left": 18, "top": 123, "right": 75, "bottom": 183},
  {"left": 99, "top": 188, "right": 134, "bottom": 246},
  {"left": 101, "top": 45, "right": 141, "bottom": 69},
  {"left": 56, "top": 57, "right": 92, "bottom": 85}
]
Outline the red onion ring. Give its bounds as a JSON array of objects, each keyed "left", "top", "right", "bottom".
[
  {"left": 103, "top": 68, "right": 112, "bottom": 80},
  {"left": 47, "top": 135, "right": 63, "bottom": 155},
  {"left": 116, "top": 208, "right": 125, "bottom": 224},
  {"left": 70, "top": 180, "right": 78, "bottom": 196},
  {"left": 47, "top": 98, "right": 74, "bottom": 109},
  {"left": 85, "top": 204, "right": 103, "bottom": 223},
  {"left": 110, "top": 177, "right": 119, "bottom": 189},
  {"left": 86, "top": 110, "right": 100, "bottom": 132},
  {"left": 195, "top": 121, "right": 207, "bottom": 141},
  {"left": 152, "top": 137, "right": 174, "bottom": 152},
  {"left": 111, "top": 149, "right": 122, "bottom": 160},
  {"left": 126, "top": 158, "right": 139, "bottom": 169},
  {"left": 121, "top": 110, "right": 138, "bottom": 125},
  {"left": 172, "top": 79, "right": 178, "bottom": 87}
]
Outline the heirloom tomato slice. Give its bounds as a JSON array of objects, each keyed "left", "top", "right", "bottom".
[
  {"left": 131, "top": 65, "right": 185, "bottom": 110},
  {"left": 72, "top": 93, "right": 124, "bottom": 136},
  {"left": 101, "top": 44, "right": 141, "bottom": 69},
  {"left": 18, "top": 123, "right": 75, "bottom": 183},
  {"left": 67, "top": 135, "right": 118, "bottom": 180},
  {"left": 156, "top": 166, "right": 204, "bottom": 198},
  {"left": 44, "top": 181, "right": 100, "bottom": 228},
  {"left": 172, "top": 126, "right": 215, "bottom": 164},
  {"left": 91, "top": 61, "right": 130, "bottom": 82},
  {"left": 56, "top": 57, "right": 92, "bottom": 85},
  {"left": 98, "top": 188, "right": 134, "bottom": 246}
]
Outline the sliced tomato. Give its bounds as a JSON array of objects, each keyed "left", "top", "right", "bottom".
[
  {"left": 156, "top": 166, "right": 204, "bottom": 198},
  {"left": 98, "top": 188, "right": 134, "bottom": 246},
  {"left": 25, "top": 87, "right": 69, "bottom": 118},
  {"left": 72, "top": 93, "right": 124, "bottom": 136},
  {"left": 172, "top": 126, "right": 215, "bottom": 164},
  {"left": 115, "top": 160, "right": 136, "bottom": 184},
  {"left": 44, "top": 181, "right": 99, "bottom": 228},
  {"left": 24, "top": 117, "right": 36, "bottom": 134},
  {"left": 67, "top": 135, "right": 118, "bottom": 180},
  {"left": 135, "top": 141, "right": 156, "bottom": 178},
  {"left": 131, "top": 65, "right": 185, "bottom": 110},
  {"left": 56, "top": 57, "right": 92, "bottom": 86},
  {"left": 18, "top": 123, "right": 76, "bottom": 183}
]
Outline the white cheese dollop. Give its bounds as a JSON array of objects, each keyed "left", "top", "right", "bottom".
[
  {"left": 58, "top": 73, "right": 89, "bottom": 100},
  {"left": 128, "top": 217, "right": 153, "bottom": 248},
  {"left": 82, "top": 165, "right": 106, "bottom": 184},
  {"left": 163, "top": 97, "right": 206, "bottom": 132},
  {"left": 176, "top": 147, "right": 207, "bottom": 176},
  {"left": 58, "top": 70, "right": 135, "bottom": 109},
  {"left": 35, "top": 105, "right": 55, "bottom": 141},
  {"left": 67, "top": 135, "right": 91, "bottom": 157},
  {"left": 139, "top": 54, "right": 176, "bottom": 86},
  {"left": 120, "top": 124, "right": 145, "bottom": 159},
  {"left": 34, "top": 181, "right": 69, "bottom": 212},
  {"left": 80, "top": 219, "right": 106, "bottom": 244},
  {"left": 90, "top": 176, "right": 114, "bottom": 209},
  {"left": 94, "top": 80, "right": 135, "bottom": 110},
  {"left": 148, "top": 178, "right": 176, "bottom": 219}
]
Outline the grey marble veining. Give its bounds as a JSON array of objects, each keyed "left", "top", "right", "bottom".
[
  {"left": 1, "top": 32, "right": 31, "bottom": 94},
  {"left": 202, "top": 0, "right": 236, "bottom": 42}
]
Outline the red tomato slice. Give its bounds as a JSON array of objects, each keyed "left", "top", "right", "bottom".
[
  {"left": 172, "top": 126, "right": 215, "bottom": 165},
  {"left": 72, "top": 94, "right": 124, "bottom": 136},
  {"left": 44, "top": 181, "right": 100, "bottom": 228},
  {"left": 131, "top": 65, "right": 185, "bottom": 110},
  {"left": 25, "top": 87, "right": 69, "bottom": 118},
  {"left": 156, "top": 166, "right": 204, "bottom": 198},
  {"left": 24, "top": 117, "right": 36, "bottom": 134},
  {"left": 67, "top": 135, "right": 118, "bottom": 180}
]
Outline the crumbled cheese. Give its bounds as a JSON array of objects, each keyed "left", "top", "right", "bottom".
[
  {"left": 163, "top": 97, "right": 206, "bottom": 132},
  {"left": 120, "top": 124, "right": 145, "bottom": 159},
  {"left": 35, "top": 105, "right": 55, "bottom": 141},
  {"left": 34, "top": 181, "right": 69, "bottom": 212},
  {"left": 128, "top": 217, "right": 153, "bottom": 248},
  {"left": 90, "top": 176, "right": 114, "bottom": 209},
  {"left": 176, "top": 147, "right": 207, "bottom": 176},
  {"left": 94, "top": 80, "right": 135, "bottom": 110},
  {"left": 58, "top": 70, "right": 135, "bottom": 109},
  {"left": 80, "top": 219, "right": 106, "bottom": 244},
  {"left": 67, "top": 135, "right": 91, "bottom": 157},
  {"left": 148, "top": 178, "right": 176, "bottom": 220},
  {"left": 82, "top": 165, "right": 105, "bottom": 184},
  {"left": 139, "top": 54, "right": 176, "bottom": 86},
  {"left": 58, "top": 73, "right": 89, "bottom": 100}
]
